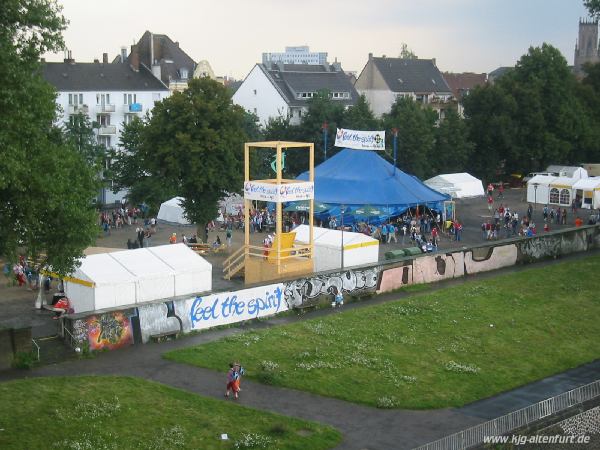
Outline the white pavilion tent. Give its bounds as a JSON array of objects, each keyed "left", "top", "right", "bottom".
[
  {"left": 526, "top": 175, "right": 577, "bottom": 207},
  {"left": 573, "top": 177, "right": 600, "bottom": 209},
  {"left": 424, "top": 173, "right": 484, "bottom": 198},
  {"left": 293, "top": 225, "right": 379, "bottom": 272},
  {"left": 64, "top": 244, "right": 212, "bottom": 313},
  {"left": 157, "top": 197, "right": 191, "bottom": 225}
]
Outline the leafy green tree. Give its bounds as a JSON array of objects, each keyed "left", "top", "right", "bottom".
[
  {"left": 584, "top": 0, "right": 600, "bottom": 18},
  {"left": 463, "top": 84, "right": 517, "bottom": 180},
  {"left": 0, "top": 0, "right": 99, "bottom": 274},
  {"left": 432, "top": 109, "right": 474, "bottom": 174},
  {"left": 576, "top": 63, "right": 600, "bottom": 163},
  {"left": 117, "top": 77, "right": 247, "bottom": 230},
  {"left": 341, "top": 94, "right": 379, "bottom": 130},
  {"left": 381, "top": 97, "right": 437, "bottom": 178},
  {"left": 399, "top": 43, "right": 417, "bottom": 59},
  {"left": 63, "top": 113, "right": 105, "bottom": 169}
]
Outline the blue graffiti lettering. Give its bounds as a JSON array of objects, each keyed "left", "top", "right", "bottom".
[{"left": 190, "top": 296, "right": 220, "bottom": 327}]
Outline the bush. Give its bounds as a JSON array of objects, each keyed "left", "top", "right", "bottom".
[{"left": 12, "top": 351, "right": 36, "bottom": 370}]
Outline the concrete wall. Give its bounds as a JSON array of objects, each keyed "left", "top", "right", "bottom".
[
  {"left": 64, "top": 225, "right": 600, "bottom": 351},
  {"left": 0, "top": 327, "right": 33, "bottom": 370}
]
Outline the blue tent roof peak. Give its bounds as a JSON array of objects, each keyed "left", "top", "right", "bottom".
[{"left": 297, "top": 148, "right": 449, "bottom": 207}]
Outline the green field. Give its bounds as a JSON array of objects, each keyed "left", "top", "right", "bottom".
[
  {"left": 0, "top": 376, "right": 341, "bottom": 449},
  {"left": 166, "top": 255, "right": 600, "bottom": 409}
]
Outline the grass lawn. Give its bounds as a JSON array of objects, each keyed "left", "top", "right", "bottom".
[
  {"left": 166, "top": 254, "right": 600, "bottom": 409},
  {"left": 0, "top": 376, "right": 341, "bottom": 450}
]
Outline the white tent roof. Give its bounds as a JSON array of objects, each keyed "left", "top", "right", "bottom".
[
  {"left": 527, "top": 174, "right": 556, "bottom": 186},
  {"left": 424, "top": 172, "right": 484, "bottom": 198},
  {"left": 110, "top": 247, "right": 176, "bottom": 278},
  {"left": 148, "top": 244, "right": 212, "bottom": 273},
  {"left": 546, "top": 165, "right": 588, "bottom": 178},
  {"left": 293, "top": 225, "right": 378, "bottom": 250},
  {"left": 573, "top": 176, "right": 600, "bottom": 190},
  {"left": 157, "top": 197, "right": 191, "bottom": 225},
  {"left": 72, "top": 252, "right": 136, "bottom": 285},
  {"left": 548, "top": 176, "right": 578, "bottom": 188}
]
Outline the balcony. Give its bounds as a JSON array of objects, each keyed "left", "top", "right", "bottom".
[
  {"left": 99, "top": 104, "right": 115, "bottom": 113},
  {"left": 67, "top": 104, "right": 89, "bottom": 114},
  {"left": 98, "top": 125, "right": 117, "bottom": 135},
  {"left": 124, "top": 103, "right": 143, "bottom": 113}
]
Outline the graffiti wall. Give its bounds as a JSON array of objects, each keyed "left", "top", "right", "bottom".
[
  {"left": 283, "top": 267, "right": 380, "bottom": 308},
  {"left": 465, "top": 244, "right": 518, "bottom": 274},
  {"left": 377, "top": 265, "right": 412, "bottom": 294},
  {"left": 137, "top": 302, "right": 182, "bottom": 344},
  {"left": 412, "top": 252, "right": 465, "bottom": 284},
  {"left": 182, "top": 284, "right": 287, "bottom": 332},
  {"left": 63, "top": 225, "right": 600, "bottom": 352},
  {"left": 72, "top": 310, "right": 134, "bottom": 351}
]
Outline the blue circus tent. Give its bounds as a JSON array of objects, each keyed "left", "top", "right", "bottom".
[{"left": 296, "top": 149, "right": 450, "bottom": 224}]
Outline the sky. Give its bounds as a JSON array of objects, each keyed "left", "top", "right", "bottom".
[{"left": 45, "top": 0, "right": 591, "bottom": 79}]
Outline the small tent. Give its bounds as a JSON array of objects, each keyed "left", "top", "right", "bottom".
[
  {"left": 293, "top": 224, "right": 379, "bottom": 272},
  {"left": 157, "top": 197, "right": 191, "bottom": 225},
  {"left": 64, "top": 244, "right": 212, "bottom": 313},
  {"left": 545, "top": 165, "right": 588, "bottom": 181},
  {"left": 573, "top": 177, "right": 600, "bottom": 209},
  {"left": 424, "top": 173, "right": 484, "bottom": 198}
]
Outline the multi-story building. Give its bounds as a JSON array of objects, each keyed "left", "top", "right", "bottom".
[
  {"left": 574, "top": 18, "right": 600, "bottom": 76},
  {"left": 442, "top": 72, "right": 487, "bottom": 116},
  {"left": 354, "top": 54, "right": 453, "bottom": 118},
  {"left": 233, "top": 62, "right": 358, "bottom": 125},
  {"left": 43, "top": 51, "right": 170, "bottom": 204},
  {"left": 262, "top": 46, "right": 328, "bottom": 66}
]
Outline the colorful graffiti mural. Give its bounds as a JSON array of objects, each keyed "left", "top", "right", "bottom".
[{"left": 73, "top": 311, "right": 134, "bottom": 351}]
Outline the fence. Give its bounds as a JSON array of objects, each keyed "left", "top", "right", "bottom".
[{"left": 414, "top": 379, "right": 600, "bottom": 450}]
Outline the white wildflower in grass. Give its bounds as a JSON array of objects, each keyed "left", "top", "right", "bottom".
[
  {"left": 53, "top": 432, "right": 118, "bottom": 450},
  {"left": 233, "top": 433, "right": 275, "bottom": 449},
  {"left": 70, "top": 397, "right": 121, "bottom": 420},
  {"left": 376, "top": 396, "right": 398, "bottom": 409},
  {"left": 296, "top": 360, "right": 340, "bottom": 371},
  {"left": 148, "top": 425, "right": 186, "bottom": 449},
  {"left": 260, "top": 360, "right": 279, "bottom": 372},
  {"left": 445, "top": 360, "right": 481, "bottom": 374}
]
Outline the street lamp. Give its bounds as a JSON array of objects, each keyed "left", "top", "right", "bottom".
[
  {"left": 340, "top": 205, "right": 345, "bottom": 269},
  {"left": 533, "top": 183, "right": 539, "bottom": 210},
  {"left": 391, "top": 128, "right": 399, "bottom": 175},
  {"left": 322, "top": 122, "right": 328, "bottom": 161}
]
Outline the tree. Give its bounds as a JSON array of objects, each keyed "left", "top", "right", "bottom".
[
  {"left": 432, "top": 109, "right": 474, "bottom": 174},
  {"left": 117, "top": 77, "right": 247, "bottom": 230},
  {"left": 63, "top": 113, "right": 105, "bottom": 169},
  {"left": 399, "top": 43, "right": 417, "bottom": 59},
  {"left": 0, "top": 0, "right": 99, "bottom": 274},
  {"left": 341, "top": 94, "right": 379, "bottom": 130},
  {"left": 381, "top": 97, "right": 437, "bottom": 178},
  {"left": 584, "top": 0, "right": 600, "bottom": 18}
]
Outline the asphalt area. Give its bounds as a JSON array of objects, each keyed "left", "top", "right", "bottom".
[{"left": 0, "top": 187, "right": 593, "bottom": 334}]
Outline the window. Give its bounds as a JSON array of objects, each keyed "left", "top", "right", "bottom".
[
  {"left": 69, "top": 93, "right": 84, "bottom": 105},
  {"left": 97, "top": 136, "right": 111, "bottom": 148},
  {"left": 559, "top": 189, "right": 570, "bottom": 205},
  {"left": 96, "top": 114, "right": 110, "bottom": 126},
  {"left": 123, "top": 93, "right": 137, "bottom": 105},
  {"left": 96, "top": 93, "right": 110, "bottom": 105},
  {"left": 549, "top": 188, "right": 559, "bottom": 204},
  {"left": 180, "top": 68, "right": 188, "bottom": 79},
  {"left": 124, "top": 114, "right": 135, "bottom": 125}
]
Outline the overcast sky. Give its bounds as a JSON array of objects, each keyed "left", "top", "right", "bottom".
[{"left": 45, "top": 0, "right": 591, "bottom": 79}]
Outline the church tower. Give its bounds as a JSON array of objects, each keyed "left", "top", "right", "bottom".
[{"left": 574, "top": 18, "right": 600, "bottom": 76}]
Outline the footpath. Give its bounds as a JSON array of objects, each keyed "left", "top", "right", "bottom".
[{"left": 1, "top": 254, "right": 600, "bottom": 449}]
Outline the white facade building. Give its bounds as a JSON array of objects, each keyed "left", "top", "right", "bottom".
[
  {"left": 262, "top": 46, "right": 327, "bottom": 65},
  {"left": 43, "top": 54, "right": 170, "bottom": 204},
  {"left": 233, "top": 63, "right": 357, "bottom": 125}
]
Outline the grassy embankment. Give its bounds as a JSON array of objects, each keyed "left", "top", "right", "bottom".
[
  {"left": 166, "top": 254, "right": 600, "bottom": 409},
  {"left": 0, "top": 376, "right": 341, "bottom": 449}
]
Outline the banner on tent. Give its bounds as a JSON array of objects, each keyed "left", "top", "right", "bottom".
[
  {"left": 334, "top": 128, "right": 385, "bottom": 150},
  {"left": 244, "top": 181, "right": 314, "bottom": 202}
]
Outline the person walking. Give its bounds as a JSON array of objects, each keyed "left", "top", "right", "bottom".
[
  {"left": 225, "top": 363, "right": 240, "bottom": 399},
  {"left": 226, "top": 228, "right": 232, "bottom": 247}
]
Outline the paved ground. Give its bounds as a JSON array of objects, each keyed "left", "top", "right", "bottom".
[{"left": 1, "top": 252, "right": 600, "bottom": 449}]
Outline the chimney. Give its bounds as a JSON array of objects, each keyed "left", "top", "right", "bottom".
[
  {"left": 41, "top": 58, "right": 46, "bottom": 63},
  {"left": 120, "top": 46, "right": 127, "bottom": 63},
  {"left": 102, "top": 53, "right": 108, "bottom": 64},
  {"left": 175, "top": 41, "right": 179, "bottom": 47},
  {"left": 368, "top": 52, "right": 373, "bottom": 60},
  {"left": 64, "top": 50, "right": 75, "bottom": 64},
  {"left": 432, "top": 58, "right": 436, "bottom": 67},
  {"left": 94, "top": 58, "right": 99, "bottom": 63},
  {"left": 130, "top": 44, "right": 139, "bottom": 72}
]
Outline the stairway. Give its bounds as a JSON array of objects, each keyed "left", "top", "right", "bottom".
[{"left": 223, "top": 247, "right": 245, "bottom": 280}]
